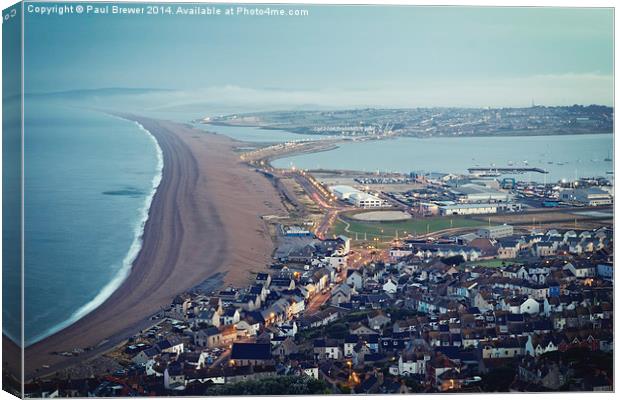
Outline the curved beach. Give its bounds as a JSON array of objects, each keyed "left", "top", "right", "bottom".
[{"left": 24, "top": 116, "right": 285, "bottom": 378}]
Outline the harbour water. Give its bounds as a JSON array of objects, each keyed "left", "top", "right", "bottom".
[
  {"left": 23, "top": 98, "right": 162, "bottom": 345},
  {"left": 272, "top": 133, "right": 613, "bottom": 183},
  {"left": 196, "top": 123, "right": 320, "bottom": 143}
]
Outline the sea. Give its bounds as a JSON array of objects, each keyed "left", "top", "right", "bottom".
[
  {"left": 22, "top": 98, "right": 162, "bottom": 345},
  {"left": 14, "top": 101, "right": 613, "bottom": 346}
]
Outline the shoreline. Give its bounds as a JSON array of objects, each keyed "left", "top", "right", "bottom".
[
  {"left": 24, "top": 116, "right": 285, "bottom": 380},
  {"left": 25, "top": 120, "right": 165, "bottom": 347}
]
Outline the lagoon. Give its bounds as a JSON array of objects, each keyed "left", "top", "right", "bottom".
[
  {"left": 197, "top": 123, "right": 321, "bottom": 143},
  {"left": 272, "top": 133, "right": 613, "bottom": 183}
]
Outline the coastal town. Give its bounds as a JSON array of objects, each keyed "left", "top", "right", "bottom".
[
  {"left": 208, "top": 105, "right": 614, "bottom": 138},
  {"left": 2, "top": 2, "right": 615, "bottom": 398},
  {"left": 19, "top": 129, "right": 614, "bottom": 396}
]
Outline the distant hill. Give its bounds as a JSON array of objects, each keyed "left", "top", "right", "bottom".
[
  {"left": 208, "top": 105, "right": 614, "bottom": 138},
  {"left": 23, "top": 87, "right": 172, "bottom": 100}
]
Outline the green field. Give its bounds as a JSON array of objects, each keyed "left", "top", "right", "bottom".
[
  {"left": 466, "top": 259, "right": 512, "bottom": 268},
  {"left": 467, "top": 258, "right": 530, "bottom": 268},
  {"left": 329, "top": 214, "right": 485, "bottom": 242}
]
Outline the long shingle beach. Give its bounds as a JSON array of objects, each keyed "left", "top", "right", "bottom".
[{"left": 22, "top": 116, "right": 285, "bottom": 379}]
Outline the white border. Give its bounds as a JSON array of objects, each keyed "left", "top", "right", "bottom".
[{"left": 0, "top": 1, "right": 617, "bottom": 400}]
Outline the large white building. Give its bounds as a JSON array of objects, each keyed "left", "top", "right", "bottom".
[
  {"left": 349, "top": 192, "right": 385, "bottom": 208},
  {"left": 477, "top": 225, "right": 514, "bottom": 239},
  {"left": 330, "top": 185, "right": 359, "bottom": 200},
  {"left": 559, "top": 187, "right": 613, "bottom": 206},
  {"left": 439, "top": 203, "right": 498, "bottom": 215},
  {"left": 329, "top": 185, "right": 388, "bottom": 209},
  {"left": 450, "top": 183, "right": 512, "bottom": 203}
]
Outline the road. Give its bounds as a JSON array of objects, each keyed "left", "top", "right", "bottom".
[
  {"left": 210, "top": 348, "right": 231, "bottom": 369},
  {"left": 305, "top": 290, "right": 332, "bottom": 314},
  {"left": 289, "top": 171, "right": 351, "bottom": 239}
]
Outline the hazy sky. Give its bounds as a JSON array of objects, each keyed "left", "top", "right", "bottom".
[{"left": 24, "top": 4, "right": 614, "bottom": 108}]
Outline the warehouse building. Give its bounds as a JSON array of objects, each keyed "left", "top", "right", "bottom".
[
  {"left": 450, "top": 183, "right": 512, "bottom": 203},
  {"left": 349, "top": 192, "right": 387, "bottom": 208},
  {"left": 330, "top": 185, "right": 359, "bottom": 200},
  {"left": 418, "top": 202, "right": 440, "bottom": 216},
  {"left": 439, "top": 203, "right": 498, "bottom": 215},
  {"left": 559, "top": 187, "right": 613, "bottom": 206},
  {"left": 329, "top": 185, "right": 389, "bottom": 208},
  {"left": 477, "top": 225, "right": 514, "bottom": 239}
]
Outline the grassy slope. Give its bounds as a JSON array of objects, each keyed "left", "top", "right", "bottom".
[{"left": 330, "top": 215, "right": 484, "bottom": 240}]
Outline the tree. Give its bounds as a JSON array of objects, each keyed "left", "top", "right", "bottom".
[
  {"left": 441, "top": 255, "right": 465, "bottom": 266},
  {"left": 481, "top": 366, "right": 516, "bottom": 392},
  {"left": 325, "top": 322, "right": 348, "bottom": 339}
]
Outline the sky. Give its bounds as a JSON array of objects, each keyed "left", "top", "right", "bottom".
[{"left": 23, "top": 4, "right": 614, "bottom": 108}]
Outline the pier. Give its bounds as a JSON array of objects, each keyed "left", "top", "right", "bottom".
[{"left": 468, "top": 166, "right": 549, "bottom": 174}]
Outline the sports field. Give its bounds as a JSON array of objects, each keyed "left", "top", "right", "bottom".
[
  {"left": 329, "top": 213, "right": 485, "bottom": 242},
  {"left": 466, "top": 259, "right": 521, "bottom": 268}
]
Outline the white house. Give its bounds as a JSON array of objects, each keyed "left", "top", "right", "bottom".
[
  {"left": 315, "top": 341, "right": 341, "bottom": 360},
  {"left": 326, "top": 254, "right": 348, "bottom": 270},
  {"left": 302, "top": 365, "right": 319, "bottom": 379},
  {"left": 398, "top": 354, "right": 426, "bottom": 376},
  {"left": 145, "top": 359, "right": 164, "bottom": 376},
  {"left": 221, "top": 308, "right": 241, "bottom": 326},
  {"left": 330, "top": 283, "right": 353, "bottom": 305},
  {"left": 382, "top": 278, "right": 398, "bottom": 294},
  {"left": 236, "top": 319, "right": 260, "bottom": 337},
  {"left": 535, "top": 339, "right": 559, "bottom": 356},
  {"left": 344, "top": 336, "right": 358, "bottom": 357},
  {"left": 481, "top": 338, "right": 526, "bottom": 359},
  {"left": 346, "top": 270, "right": 364, "bottom": 290},
  {"left": 565, "top": 262, "right": 595, "bottom": 278},
  {"left": 164, "top": 363, "right": 186, "bottom": 391},
  {"left": 519, "top": 298, "right": 540, "bottom": 315},
  {"left": 389, "top": 248, "right": 413, "bottom": 260}
]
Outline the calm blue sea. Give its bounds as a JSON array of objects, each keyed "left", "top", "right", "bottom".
[{"left": 23, "top": 98, "right": 161, "bottom": 345}]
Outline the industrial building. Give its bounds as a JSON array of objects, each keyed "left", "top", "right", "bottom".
[
  {"left": 329, "top": 185, "right": 388, "bottom": 209},
  {"left": 477, "top": 225, "right": 514, "bottom": 239},
  {"left": 559, "top": 187, "right": 613, "bottom": 206},
  {"left": 330, "top": 185, "right": 359, "bottom": 200},
  {"left": 349, "top": 192, "right": 386, "bottom": 208},
  {"left": 281, "top": 225, "right": 313, "bottom": 237},
  {"left": 449, "top": 183, "right": 512, "bottom": 203},
  {"left": 417, "top": 202, "right": 440, "bottom": 216},
  {"left": 439, "top": 203, "right": 499, "bottom": 215}
]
